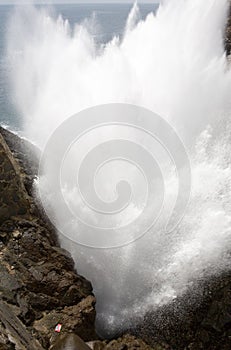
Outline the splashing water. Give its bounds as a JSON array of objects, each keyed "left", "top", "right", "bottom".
[{"left": 6, "top": 0, "right": 231, "bottom": 336}]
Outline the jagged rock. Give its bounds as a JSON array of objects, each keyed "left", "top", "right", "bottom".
[
  {"left": 226, "top": 3, "right": 231, "bottom": 55},
  {"left": 34, "top": 295, "right": 96, "bottom": 346},
  {"left": 52, "top": 335, "right": 157, "bottom": 350},
  {"left": 0, "top": 127, "right": 40, "bottom": 197},
  {"left": 89, "top": 334, "right": 167, "bottom": 350},
  {"left": 0, "top": 132, "right": 31, "bottom": 224},
  {"left": 0, "top": 127, "right": 97, "bottom": 349}
]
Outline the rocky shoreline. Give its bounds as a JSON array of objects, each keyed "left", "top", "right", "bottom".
[
  {"left": 0, "top": 126, "right": 97, "bottom": 349},
  {"left": 0, "top": 9, "right": 231, "bottom": 350}
]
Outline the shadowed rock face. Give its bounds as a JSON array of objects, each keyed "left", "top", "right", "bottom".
[
  {"left": 226, "top": 2, "right": 231, "bottom": 55},
  {"left": 0, "top": 127, "right": 40, "bottom": 197},
  {"left": 0, "top": 132, "right": 30, "bottom": 224},
  {"left": 0, "top": 127, "right": 97, "bottom": 349}
]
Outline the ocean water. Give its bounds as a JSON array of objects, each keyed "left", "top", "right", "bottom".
[{"left": 0, "top": 3, "right": 157, "bottom": 130}]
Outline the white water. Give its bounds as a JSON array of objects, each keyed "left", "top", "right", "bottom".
[{"left": 6, "top": 0, "right": 231, "bottom": 336}]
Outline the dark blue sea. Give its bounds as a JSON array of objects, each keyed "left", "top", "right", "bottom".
[{"left": 0, "top": 3, "right": 158, "bottom": 130}]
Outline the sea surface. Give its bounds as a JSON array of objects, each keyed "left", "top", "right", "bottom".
[{"left": 0, "top": 3, "right": 158, "bottom": 130}]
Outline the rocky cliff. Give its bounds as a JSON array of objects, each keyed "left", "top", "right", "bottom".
[
  {"left": 226, "top": 3, "right": 231, "bottom": 55},
  {"left": 0, "top": 127, "right": 97, "bottom": 349},
  {"left": 0, "top": 128, "right": 158, "bottom": 350}
]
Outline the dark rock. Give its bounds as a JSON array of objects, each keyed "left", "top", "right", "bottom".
[
  {"left": 226, "top": 3, "right": 231, "bottom": 55},
  {"left": 0, "top": 126, "right": 40, "bottom": 197},
  {"left": 0, "top": 127, "right": 97, "bottom": 349},
  {"left": 0, "top": 132, "right": 31, "bottom": 224},
  {"left": 91, "top": 334, "right": 166, "bottom": 350},
  {"left": 135, "top": 272, "right": 231, "bottom": 350},
  {"left": 34, "top": 295, "right": 96, "bottom": 347}
]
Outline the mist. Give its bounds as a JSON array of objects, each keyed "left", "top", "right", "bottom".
[{"left": 6, "top": 0, "right": 231, "bottom": 336}]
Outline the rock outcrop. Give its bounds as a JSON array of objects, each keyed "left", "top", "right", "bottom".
[
  {"left": 0, "top": 127, "right": 160, "bottom": 350},
  {"left": 226, "top": 1, "right": 231, "bottom": 55},
  {"left": 0, "top": 127, "right": 97, "bottom": 349},
  {"left": 88, "top": 335, "right": 164, "bottom": 350}
]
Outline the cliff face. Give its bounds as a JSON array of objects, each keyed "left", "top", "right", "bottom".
[
  {"left": 0, "top": 127, "right": 96, "bottom": 349},
  {"left": 226, "top": 2, "right": 231, "bottom": 55},
  {"left": 0, "top": 132, "right": 30, "bottom": 224}
]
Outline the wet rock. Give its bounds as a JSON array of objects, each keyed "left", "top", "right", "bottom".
[{"left": 137, "top": 272, "right": 231, "bottom": 350}]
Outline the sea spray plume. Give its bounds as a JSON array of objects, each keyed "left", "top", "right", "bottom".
[
  {"left": 38, "top": 104, "right": 191, "bottom": 248},
  {"left": 125, "top": 1, "right": 141, "bottom": 34},
  {"left": 6, "top": 0, "right": 231, "bottom": 147},
  {"left": 6, "top": 0, "right": 231, "bottom": 336}
]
